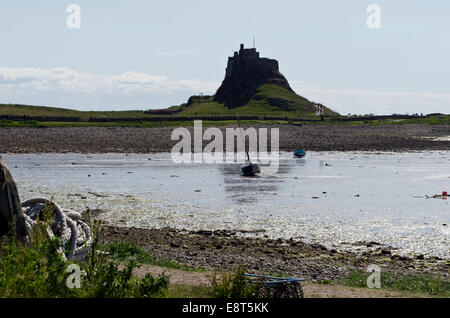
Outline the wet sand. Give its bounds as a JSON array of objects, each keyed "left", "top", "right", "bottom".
[{"left": 1, "top": 124, "right": 449, "bottom": 153}]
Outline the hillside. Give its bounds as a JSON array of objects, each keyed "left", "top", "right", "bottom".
[
  {"left": 173, "top": 84, "right": 337, "bottom": 117},
  {"left": 0, "top": 104, "right": 150, "bottom": 120},
  {"left": 167, "top": 44, "right": 338, "bottom": 118},
  {"left": 1, "top": 45, "right": 339, "bottom": 120}
]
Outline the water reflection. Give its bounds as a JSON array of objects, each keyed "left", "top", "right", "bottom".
[
  {"left": 219, "top": 160, "right": 292, "bottom": 204},
  {"left": 3, "top": 151, "right": 449, "bottom": 258}
]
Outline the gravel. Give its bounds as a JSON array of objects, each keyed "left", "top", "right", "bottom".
[{"left": 0, "top": 124, "right": 449, "bottom": 153}]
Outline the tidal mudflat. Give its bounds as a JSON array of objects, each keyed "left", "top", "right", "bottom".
[
  {"left": 3, "top": 151, "right": 449, "bottom": 259},
  {"left": 1, "top": 124, "right": 449, "bottom": 153}
]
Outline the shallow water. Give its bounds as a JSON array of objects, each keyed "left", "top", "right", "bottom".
[{"left": 3, "top": 151, "right": 449, "bottom": 258}]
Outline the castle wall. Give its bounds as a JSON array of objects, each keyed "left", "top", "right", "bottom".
[
  {"left": 245, "top": 58, "right": 278, "bottom": 71},
  {"left": 225, "top": 46, "right": 278, "bottom": 78}
]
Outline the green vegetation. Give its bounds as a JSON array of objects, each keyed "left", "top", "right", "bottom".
[
  {"left": 209, "top": 267, "right": 262, "bottom": 298},
  {"left": 0, "top": 103, "right": 152, "bottom": 120},
  {"left": 343, "top": 270, "right": 450, "bottom": 297},
  {"left": 0, "top": 221, "right": 169, "bottom": 298},
  {"left": 175, "top": 84, "right": 337, "bottom": 117},
  {"left": 0, "top": 84, "right": 337, "bottom": 122},
  {"left": 105, "top": 243, "right": 266, "bottom": 298},
  {"left": 0, "top": 120, "right": 43, "bottom": 127},
  {"left": 166, "top": 284, "right": 210, "bottom": 298},
  {"left": 2, "top": 99, "right": 449, "bottom": 128},
  {"left": 2, "top": 115, "right": 448, "bottom": 128},
  {"left": 0, "top": 119, "right": 280, "bottom": 128},
  {"left": 319, "top": 114, "right": 450, "bottom": 126},
  {"left": 394, "top": 114, "right": 450, "bottom": 125},
  {"left": 2, "top": 226, "right": 449, "bottom": 298},
  {"left": 0, "top": 228, "right": 256, "bottom": 298}
]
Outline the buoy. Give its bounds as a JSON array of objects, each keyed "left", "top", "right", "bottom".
[{"left": 443, "top": 191, "right": 448, "bottom": 196}]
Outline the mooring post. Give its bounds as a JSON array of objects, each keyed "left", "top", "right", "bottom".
[{"left": 0, "top": 156, "right": 27, "bottom": 241}]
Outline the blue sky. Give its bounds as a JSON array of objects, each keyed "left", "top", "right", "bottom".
[{"left": 0, "top": 0, "right": 449, "bottom": 114}]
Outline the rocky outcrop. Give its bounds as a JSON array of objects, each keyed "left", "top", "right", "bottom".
[
  {"left": 186, "top": 95, "right": 212, "bottom": 106},
  {"left": 214, "top": 44, "right": 294, "bottom": 108},
  {"left": 0, "top": 156, "right": 27, "bottom": 240}
]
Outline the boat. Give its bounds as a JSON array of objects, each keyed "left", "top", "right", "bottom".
[
  {"left": 240, "top": 162, "right": 261, "bottom": 176},
  {"left": 235, "top": 111, "right": 260, "bottom": 176},
  {"left": 294, "top": 149, "right": 306, "bottom": 158}
]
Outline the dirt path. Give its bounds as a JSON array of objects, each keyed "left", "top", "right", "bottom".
[
  {"left": 134, "top": 264, "right": 212, "bottom": 287},
  {"left": 133, "top": 264, "right": 423, "bottom": 298}
]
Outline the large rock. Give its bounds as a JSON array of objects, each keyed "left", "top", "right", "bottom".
[{"left": 0, "top": 156, "right": 27, "bottom": 240}]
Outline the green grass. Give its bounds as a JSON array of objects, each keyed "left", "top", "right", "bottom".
[
  {"left": 0, "top": 119, "right": 291, "bottom": 128},
  {"left": 1, "top": 100, "right": 449, "bottom": 128},
  {"left": 1, "top": 83, "right": 337, "bottom": 120},
  {"left": 0, "top": 104, "right": 153, "bottom": 120},
  {"left": 1, "top": 116, "right": 449, "bottom": 128},
  {"left": 289, "top": 115, "right": 450, "bottom": 126},
  {"left": 2, "top": 117, "right": 449, "bottom": 128},
  {"left": 0, "top": 233, "right": 260, "bottom": 298},
  {"left": 209, "top": 267, "right": 262, "bottom": 298},
  {"left": 343, "top": 270, "right": 450, "bottom": 297},
  {"left": 166, "top": 284, "right": 210, "bottom": 298},
  {"left": 394, "top": 115, "right": 450, "bottom": 125},
  {"left": 177, "top": 84, "right": 337, "bottom": 117},
  {"left": 0, "top": 236, "right": 169, "bottom": 298}
]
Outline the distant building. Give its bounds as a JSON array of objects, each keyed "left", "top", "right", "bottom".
[{"left": 225, "top": 43, "right": 279, "bottom": 79}]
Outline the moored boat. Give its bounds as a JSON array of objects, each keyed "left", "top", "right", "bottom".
[
  {"left": 235, "top": 111, "right": 260, "bottom": 177},
  {"left": 240, "top": 162, "right": 261, "bottom": 176},
  {"left": 294, "top": 149, "right": 306, "bottom": 158}
]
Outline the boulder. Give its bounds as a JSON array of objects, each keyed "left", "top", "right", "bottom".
[{"left": 0, "top": 156, "right": 27, "bottom": 240}]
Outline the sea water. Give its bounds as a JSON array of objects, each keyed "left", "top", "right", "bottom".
[{"left": 3, "top": 151, "right": 449, "bottom": 258}]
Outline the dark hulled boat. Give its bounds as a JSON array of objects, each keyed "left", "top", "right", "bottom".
[
  {"left": 236, "top": 111, "right": 260, "bottom": 177},
  {"left": 240, "top": 162, "right": 261, "bottom": 176},
  {"left": 294, "top": 149, "right": 306, "bottom": 158}
]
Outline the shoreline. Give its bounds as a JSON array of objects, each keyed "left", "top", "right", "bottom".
[
  {"left": 99, "top": 224, "right": 449, "bottom": 282},
  {"left": 3, "top": 123, "right": 449, "bottom": 282},
  {"left": 1, "top": 124, "right": 449, "bottom": 153}
]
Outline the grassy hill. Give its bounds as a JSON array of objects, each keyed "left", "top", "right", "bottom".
[
  {"left": 172, "top": 84, "right": 338, "bottom": 117},
  {"left": 1, "top": 83, "right": 338, "bottom": 120},
  {"left": 0, "top": 104, "right": 151, "bottom": 120}
]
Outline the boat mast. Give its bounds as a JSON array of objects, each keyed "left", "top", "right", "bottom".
[{"left": 235, "top": 111, "right": 251, "bottom": 163}]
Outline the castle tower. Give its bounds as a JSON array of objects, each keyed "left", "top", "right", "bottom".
[{"left": 215, "top": 44, "right": 291, "bottom": 107}]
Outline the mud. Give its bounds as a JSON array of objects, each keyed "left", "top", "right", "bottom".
[{"left": 0, "top": 124, "right": 449, "bottom": 153}]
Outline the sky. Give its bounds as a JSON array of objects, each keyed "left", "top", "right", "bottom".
[{"left": 0, "top": 0, "right": 449, "bottom": 115}]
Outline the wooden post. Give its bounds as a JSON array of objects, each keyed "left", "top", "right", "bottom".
[{"left": 0, "top": 156, "right": 27, "bottom": 240}]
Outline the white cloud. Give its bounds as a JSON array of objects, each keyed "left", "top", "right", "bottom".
[
  {"left": 0, "top": 66, "right": 219, "bottom": 110},
  {"left": 292, "top": 82, "right": 450, "bottom": 115},
  {"left": 0, "top": 66, "right": 218, "bottom": 96},
  {"left": 0, "top": 65, "right": 448, "bottom": 114}
]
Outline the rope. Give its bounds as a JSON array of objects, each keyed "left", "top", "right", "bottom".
[{"left": 21, "top": 198, "right": 92, "bottom": 261}]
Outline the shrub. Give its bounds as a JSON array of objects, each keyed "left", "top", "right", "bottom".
[
  {"left": 344, "top": 270, "right": 450, "bottom": 297},
  {"left": 209, "top": 267, "right": 261, "bottom": 298},
  {"left": 107, "top": 241, "right": 151, "bottom": 263},
  {"left": 0, "top": 220, "right": 169, "bottom": 298}
]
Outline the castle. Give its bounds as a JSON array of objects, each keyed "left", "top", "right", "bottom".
[
  {"left": 214, "top": 44, "right": 293, "bottom": 108},
  {"left": 147, "top": 43, "right": 333, "bottom": 116},
  {"left": 225, "top": 44, "right": 279, "bottom": 78}
]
